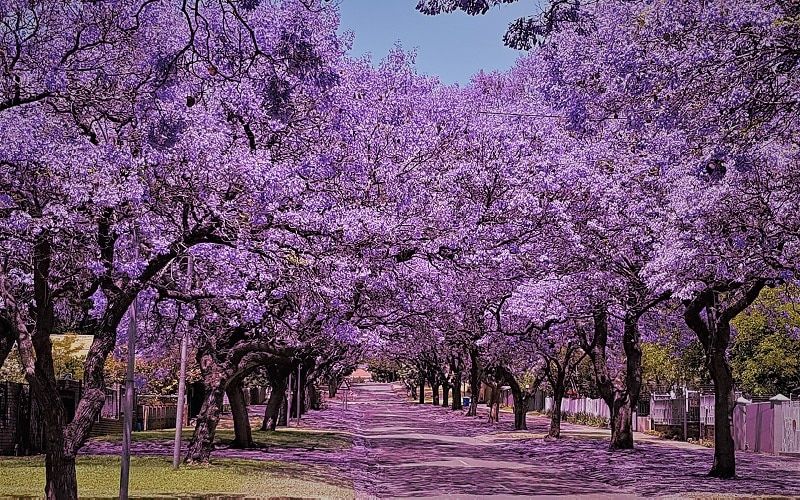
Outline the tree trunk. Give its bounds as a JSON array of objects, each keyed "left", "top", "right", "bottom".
[
  {"left": 608, "top": 317, "right": 643, "bottom": 450},
  {"left": 702, "top": 312, "right": 739, "bottom": 479},
  {"left": 610, "top": 396, "right": 634, "bottom": 449},
  {"left": 306, "top": 381, "right": 320, "bottom": 411},
  {"left": 287, "top": 386, "right": 303, "bottom": 419},
  {"left": 709, "top": 349, "right": 736, "bottom": 478},
  {"left": 418, "top": 376, "right": 425, "bottom": 404},
  {"left": 409, "top": 382, "right": 418, "bottom": 400},
  {"left": 441, "top": 383, "right": 449, "bottom": 407},
  {"left": 497, "top": 365, "right": 528, "bottom": 431},
  {"left": 683, "top": 284, "right": 766, "bottom": 479},
  {"left": 549, "top": 384, "right": 565, "bottom": 438},
  {"left": 186, "top": 368, "right": 229, "bottom": 463},
  {"left": 39, "top": 387, "right": 76, "bottom": 500},
  {"left": 328, "top": 378, "right": 339, "bottom": 398},
  {"left": 262, "top": 374, "right": 288, "bottom": 431},
  {"left": 226, "top": 380, "right": 253, "bottom": 449},
  {"left": 467, "top": 348, "right": 480, "bottom": 417},
  {"left": 28, "top": 334, "right": 84, "bottom": 498},
  {"left": 512, "top": 389, "right": 527, "bottom": 431},
  {"left": 10, "top": 236, "right": 80, "bottom": 499},
  {"left": 45, "top": 449, "right": 77, "bottom": 500},
  {"left": 488, "top": 383, "right": 501, "bottom": 423},
  {"left": 451, "top": 377, "right": 462, "bottom": 410},
  {"left": 431, "top": 382, "right": 440, "bottom": 406},
  {"left": 34, "top": 372, "right": 101, "bottom": 499},
  {"left": 278, "top": 396, "right": 288, "bottom": 427},
  {"left": 586, "top": 307, "right": 637, "bottom": 449}
]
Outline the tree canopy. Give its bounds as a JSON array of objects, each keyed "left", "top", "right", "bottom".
[{"left": 1, "top": 0, "right": 799, "bottom": 496}]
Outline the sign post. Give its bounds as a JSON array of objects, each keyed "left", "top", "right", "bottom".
[
  {"left": 286, "top": 373, "right": 292, "bottom": 427},
  {"left": 296, "top": 365, "right": 302, "bottom": 426},
  {"left": 120, "top": 229, "right": 139, "bottom": 500},
  {"left": 119, "top": 295, "right": 137, "bottom": 499},
  {"left": 340, "top": 378, "right": 352, "bottom": 411},
  {"left": 172, "top": 254, "right": 194, "bottom": 469}
]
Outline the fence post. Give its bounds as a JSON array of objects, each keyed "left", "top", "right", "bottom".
[
  {"left": 296, "top": 365, "right": 301, "bottom": 426},
  {"left": 287, "top": 373, "right": 292, "bottom": 427},
  {"left": 683, "top": 386, "right": 688, "bottom": 441}
]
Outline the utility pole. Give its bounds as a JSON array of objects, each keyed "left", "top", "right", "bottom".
[
  {"left": 286, "top": 372, "right": 292, "bottom": 428},
  {"left": 120, "top": 230, "right": 139, "bottom": 500},
  {"left": 173, "top": 254, "right": 194, "bottom": 469},
  {"left": 296, "top": 365, "right": 302, "bottom": 426}
]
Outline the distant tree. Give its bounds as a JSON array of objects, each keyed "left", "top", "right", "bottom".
[
  {"left": 0, "top": 346, "right": 24, "bottom": 383},
  {"left": 51, "top": 335, "right": 86, "bottom": 381},
  {"left": 1, "top": 335, "right": 86, "bottom": 383},
  {"left": 731, "top": 288, "right": 800, "bottom": 397}
]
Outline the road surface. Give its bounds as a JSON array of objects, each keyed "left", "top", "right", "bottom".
[{"left": 335, "top": 383, "right": 800, "bottom": 499}]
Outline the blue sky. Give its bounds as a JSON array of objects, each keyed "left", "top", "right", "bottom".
[{"left": 337, "top": 0, "right": 541, "bottom": 85}]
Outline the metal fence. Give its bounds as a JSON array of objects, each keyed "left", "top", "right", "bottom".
[
  {"left": 700, "top": 394, "right": 715, "bottom": 425},
  {"left": 650, "top": 394, "right": 677, "bottom": 425},
  {"left": 637, "top": 397, "right": 650, "bottom": 417},
  {"left": 650, "top": 391, "right": 704, "bottom": 426}
]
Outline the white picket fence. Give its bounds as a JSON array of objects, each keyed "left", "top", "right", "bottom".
[
  {"left": 537, "top": 391, "right": 800, "bottom": 454},
  {"left": 544, "top": 396, "right": 611, "bottom": 420}
]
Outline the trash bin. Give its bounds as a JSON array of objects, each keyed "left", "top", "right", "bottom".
[{"left": 462, "top": 397, "right": 471, "bottom": 407}]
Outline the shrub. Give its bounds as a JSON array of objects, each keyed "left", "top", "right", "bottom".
[{"left": 563, "top": 411, "right": 609, "bottom": 428}]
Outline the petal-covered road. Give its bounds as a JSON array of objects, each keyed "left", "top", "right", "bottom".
[
  {"left": 331, "top": 383, "right": 800, "bottom": 499},
  {"left": 83, "top": 383, "right": 800, "bottom": 498}
]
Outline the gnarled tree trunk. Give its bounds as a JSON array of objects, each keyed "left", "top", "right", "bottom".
[
  {"left": 186, "top": 362, "right": 231, "bottom": 463},
  {"left": 487, "top": 381, "right": 501, "bottom": 423},
  {"left": 45, "top": 447, "right": 77, "bottom": 500},
  {"left": 409, "top": 381, "right": 418, "bottom": 400},
  {"left": 610, "top": 398, "right": 634, "bottom": 448},
  {"left": 609, "top": 317, "right": 643, "bottom": 450},
  {"left": 328, "top": 377, "right": 339, "bottom": 398},
  {"left": 226, "top": 378, "right": 253, "bottom": 449},
  {"left": 306, "top": 380, "right": 320, "bottom": 411},
  {"left": 37, "top": 385, "right": 76, "bottom": 500},
  {"left": 262, "top": 373, "right": 288, "bottom": 431},
  {"left": 451, "top": 377, "right": 462, "bottom": 411},
  {"left": 448, "top": 353, "right": 464, "bottom": 411},
  {"left": 585, "top": 307, "right": 638, "bottom": 450},
  {"left": 548, "top": 381, "right": 565, "bottom": 438},
  {"left": 710, "top": 349, "right": 736, "bottom": 478},
  {"left": 683, "top": 282, "right": 765, "bottom": 479},
  {"left": 496, "top": 366, "right": 534, "bottom": 431},
  {"left": 512, "top": 389, "right": 527, "bottom": 431},
  {"left": 441, "top": 382, "right": 449, "bottom": 407}
]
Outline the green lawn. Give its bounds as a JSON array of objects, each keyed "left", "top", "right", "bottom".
[
  {"left": 92, "top": 427, "right": 351, "bottom": 450},
  {"left": 0, "top": 455, "right": 354, "bottom": 498}
]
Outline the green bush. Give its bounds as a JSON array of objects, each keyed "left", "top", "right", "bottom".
[{"left": 562, "top": 411, "right": 609, "bottom": 428}]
